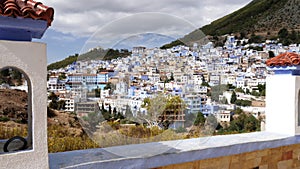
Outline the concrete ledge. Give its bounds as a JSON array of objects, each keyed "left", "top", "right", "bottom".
[{"left": 49, "top": 132, "right": 300, "bottom": 169}]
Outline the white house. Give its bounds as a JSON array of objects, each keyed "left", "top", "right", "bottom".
[{"left": 216, "top": 110, "right": 231, "bottom": 123}]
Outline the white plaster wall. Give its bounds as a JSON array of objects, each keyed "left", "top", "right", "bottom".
[
  {"left": 295, "top": 76, "right": 300, "bottom": 134},
  {"left": 266, "top": 75, "right": 297, "bottom": 135},
  {"left": 0, "top": 40, "right": 49, "bottom": 169}
]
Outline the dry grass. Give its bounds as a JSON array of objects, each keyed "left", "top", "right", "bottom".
[
  {"left": 0, "top": 123, "right": 98, "bottom": 153},
  {"left": 0, "top": 122, "right": 193, "bottom": 153},
  {"left": 47, "top": 125, "right": 98, "bottom": 153},
  {"left": 0, "top": 122, "right": 27, "bottom": 139},
  {"left": 91, "top": 123, "right": 186, "bottom": 148}
]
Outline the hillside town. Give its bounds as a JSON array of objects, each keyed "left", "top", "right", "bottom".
[{"left": 46, "top": 35, "right": 298, "bottom": 129}]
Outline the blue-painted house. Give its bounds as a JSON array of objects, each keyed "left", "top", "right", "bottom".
[{"left": 66, "top": 73, "right": 108, "bottom": 91}]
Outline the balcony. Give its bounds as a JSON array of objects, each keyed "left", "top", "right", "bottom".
[{"left": 1, "top": 1, "right": 300, "bottom": 167}]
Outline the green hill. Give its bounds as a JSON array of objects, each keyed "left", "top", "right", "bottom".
[
  {"left": 78, "top": 48, "right": 131, "bottom": 61},
  {"left": 162, "top": 0, "right": 300, "bottom": 48},
  {"left": 47, "top": 54, "right": 78, "bottom": 70},
  {"left": 161, "top": 29, "right": 209, "bottom": 49},
  {"left": 47, "top": 48, "right": 131, "bottom": 71},
  {"left": 200, "top": 0, "right": 292, "bottom": 36}
]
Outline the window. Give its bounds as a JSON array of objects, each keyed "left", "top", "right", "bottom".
[{"left": 0, "top": 67, "right": 31, "bottom": 154}]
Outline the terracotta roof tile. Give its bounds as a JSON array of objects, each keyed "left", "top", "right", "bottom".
[
  {"left": 0, "top": 0, "right": 54, "bottom": 26},
  {"left": 266, "top": 52, "right": 300, "bottom": 67}
]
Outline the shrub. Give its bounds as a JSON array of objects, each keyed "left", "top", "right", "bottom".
[{"left": 0, "top": 117, "right": 9, "bottom": 122}]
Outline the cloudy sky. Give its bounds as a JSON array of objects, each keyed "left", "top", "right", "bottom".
[{"left": 37, "top": 0, "right": 252, "bottom": 63}]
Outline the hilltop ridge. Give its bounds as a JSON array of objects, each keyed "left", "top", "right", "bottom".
[
  {"left": 162, "top": 0, "right": 300, "bottom": 48},
  {"left": 201, "top": 0, "right": 299, "bottom": 36}
]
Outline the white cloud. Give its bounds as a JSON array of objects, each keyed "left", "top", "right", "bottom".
[
  {"left": 79, "top": 12, "right": 197, "bottom": 53},
  {"left": 42, "top": 0, "right": 252, "bottom": 38}
]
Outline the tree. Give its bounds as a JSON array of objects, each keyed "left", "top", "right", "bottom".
[
  {"left": 142, "top": 94, "right": 163, "bottom": 126},
  {"left": 257, "top": 84, "right": 266, "bottom": 96},
  {"left": 227, "top": 113, "right": 260, "bottom": 132},
  {"left": 184, "top": 113, "right": 196, "bottom": 127},
  {"left": 48, "top": 92, "right": 59, "bottom": 110},
  {"left": 116, "top": 112, "right": 124, "bottom": 120},
  {"left": 104, "top": 83, "right": 115, "bottom": 94},
  {"left": 104, "top": 83, "right": 113, "bottom": 90},
  {"left": 159, "top": 95, "right": 185, "bottom": 129},
  {"left": 58, "top": 73, "right": 67, "bottom": 80},
  {"left": 101, "top": 102, "right": 105, "bottom": 111},
  {"left": 125, "top": 105, "right": 133, "bottom": 119},
  {"left": 235, "top": 87, "right": 244, "bottom": 93},
  {"left": 227, "top": 84, "right": 236, "bottom": 90},
  {"left": 249, "top": 33, "right": 263, "bottom": 43},
  {"left": 49, "top": 101, "right": 58, "bottom": 110},
  {"left": 11, "top": 69, "right": 22, "bottom": 86},
  {"left": 233, "top": 107, "right": 243, "bottom": 115},
  {"left": 278, "top": 28, "right": 289, "bottom": 39},
  {"left": 244, "top": 114, "right": 259, "bottom": 132},
  {"left": 170, "top": 72, "right": 174, "bottom": 81},
  {"left": 220, "top": 97, "right": 228, "bottom": 104},
  {"left": 140, "top": 94, "right": 185, "bottom": 129},
  {"left": 194, "top": 112, "right": 205, "bottom": 126},
  {"left": 246, "top": 88, "right": 250, "bottom": 94},
  {"left": 211, "top": 85, "right": 228, "bottom": 102},
  {"left": 48, "top": 92, "right": 66, "bottom": 110},
  {"left": 113, "top": 107, "right": 117, "bottom": 118},
  {"left": 108, "top": 104, "right": 112, "bottom": 114},
  {"left": 101, "top": 110, "right": 111, "bottom": 121},
  {"left": 251, "top": 90, "right": 260, "bottom": 97},
  {"left": 289, "top": 29, "right": 298, "bottom": 41},
  {"left": 83, "top": 111, "right": 102, "bottom": 132},
  {"left": 235, "top": 100, "right": 252, "bottom": 107},
  {"left": 0, "top": 69, "right": 10, "bottom": 77},
  {"left": 268, "top": 51, "right": 275, "bottom": 58},
  {"left": 230, "top": 91, "right": 237, "bottom": 104},
  {"left": 48, "top": 92, "right": 58, "bottom": 102},
  {"left": 93, "top": 88, "right": 101, "bottom": 98},
  {"left": 0, "top": 68, "right": 13, "bottom": 85},
  {"left": 141, "top": 98, "right": 151, "bottom": 108},
  {"left": 57, "top": 100, "right": 66, "bottom": 110},
  {"left": 201, "top": 81, "right": 210, "bottom": 87},
  {"left": 240, "top": 31, "right": 246, "bottom": 39},
  {"left": 277, "top": 28, "right": 292, "bottom": 46},
  {"left": 201, "top": 115, "right": 218, "bottom": 136}
]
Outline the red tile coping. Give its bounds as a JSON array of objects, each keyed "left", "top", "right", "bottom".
[
  {"left": 0, "top": 0, "right": 54, "bottom": 26},
  {"left": 266, "top": 52, "right": 300, "bottom": 67}
]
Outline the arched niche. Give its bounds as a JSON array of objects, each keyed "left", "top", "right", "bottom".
[{"left": 0, "top": 66, "right": 32, "bottom": 153}]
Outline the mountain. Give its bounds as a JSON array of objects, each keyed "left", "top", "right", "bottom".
[
  {"left": 114, "top": 33, "right": 175, "bottom": 49},
  {"left": 201, "top": 0, "right": 299, "bottom": 36},
  {"left": 161, "top": 29, "right": 209, "bottom": 49},
  {"left": 47, "top": 49, "right": 131, "bottom": 70},
  {"left": 163, "top": 0, "right": 300, "bottom": 48},
  {"left": 47, "top": 54, "right": 78, "bottom": 70}
]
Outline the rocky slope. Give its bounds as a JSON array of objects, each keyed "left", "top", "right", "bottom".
[
  {"left": 0, "top": 89, "right": 84, "bottom": 137},
  {"left": 0, "top": 89, "right": 28, "bottom": 123}
]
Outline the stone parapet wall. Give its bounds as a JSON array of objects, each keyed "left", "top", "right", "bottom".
[
  {"left": 155, "top": 144, "right": 300, "bottom": 169},
  {"left": 49, "top": 132, "right": 300, "bottom": 169}
]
